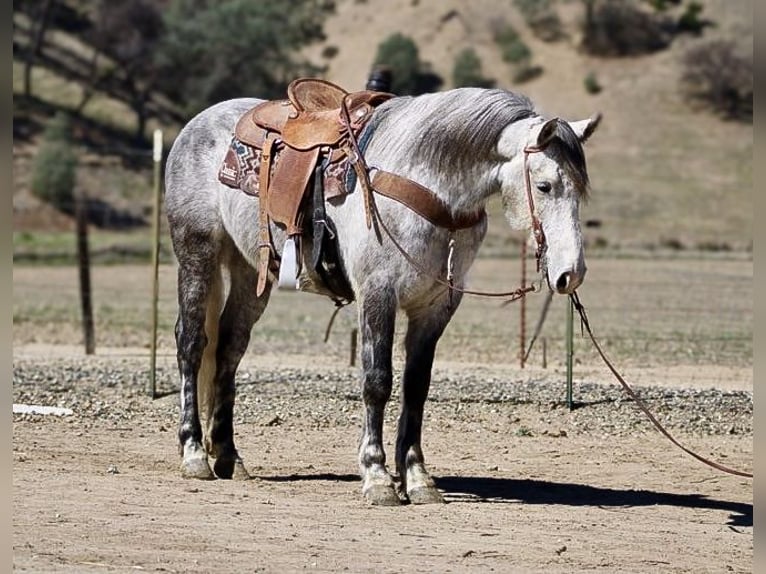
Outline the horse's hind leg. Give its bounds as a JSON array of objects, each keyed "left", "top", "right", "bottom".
[
  {"left": 175, "top": 247, "right": 219, "bottom": 480},
  {"left": 204, "top": 249, "right": 271, "bottom": 479},
  {"left": 396, "top": 297, "right": 458, "bottom": 504},
  {"left": 357, "top": 286, "right": 400, "bottom": 506}
]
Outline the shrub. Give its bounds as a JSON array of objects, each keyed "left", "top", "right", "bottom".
[
  {"left": 513, "top": 64, "right": 543, "bottom": 84},
  {"left": 372, "top": 33, "right": 442, "bottom": 95},
  {"left": 681, "top": 39, "right": 752, "bottom": 121},
  {"left": 514, "top": 0, "right": 564, "bottom": 42},
  {"left": 676, "top": 1, "right": 707, "bottom": 35},
  {"left": 452, "top": 48, "right": 495, "bottom": 88},
  {"left": 30, "top": 112, "right": 78, "bottom": 212},
  {"left": 493, "top": 23, "right": 531, "bottom": 65},
  {"left": 581, "top": 0, "right": 671, "bottom": 56},
  {"left": 584, "top": 72, "right": 602, "bottom": 94}
]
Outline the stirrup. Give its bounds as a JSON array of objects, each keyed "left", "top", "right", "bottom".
[{"left": 278, "top": 237, "right": 300, "bottom": 290}]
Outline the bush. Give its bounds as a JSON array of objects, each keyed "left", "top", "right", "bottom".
[
  {"left": 452, "top": 48, "right": 495, "bottom": 88},
  {"left": 676, "top": 1, "right": 708, "bottom": 35},
  {"left": 30, "top": 113, "right": 78, "bottom": 212},
  {"left": 372, "top": 33, "right": 442, "bottom": 95},
  {"left": 584, "top": 72, "right": 602, "bottom": 94},
  {"left": 581, "top": 0, "right": 671, "bottom": 56},
  {"left": 493, "top": 24, "right": 531, "bottom": 65},
  {"left": 492, "top": 22, "right": 542, "bottom": 84},
  {"left": 681, "top": 39, "right": 752, "bottom": 121},
  {"left": 514, "top": 0, "right": 564, "bottom": 42}
]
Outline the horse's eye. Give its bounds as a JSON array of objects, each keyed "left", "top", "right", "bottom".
[{"left": 536, "top": 181, "right": 552, "bottom": 194}]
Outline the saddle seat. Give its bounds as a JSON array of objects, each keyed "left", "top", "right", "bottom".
[{"left": 236, "top": 78, "right": 391, "bottom": 152}]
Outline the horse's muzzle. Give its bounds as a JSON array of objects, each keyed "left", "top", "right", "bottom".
[{"left": 549, "top": 267, "right": 585, "bottom": 295}]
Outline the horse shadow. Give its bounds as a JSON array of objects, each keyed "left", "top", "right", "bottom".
[
  {"left": 257, "top": 472, "right": 751, "bottom": 528},
  {"left": 435, "top": 475, "right": 752, "bottom": 528}
]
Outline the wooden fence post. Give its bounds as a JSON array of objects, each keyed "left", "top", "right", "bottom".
[{"left": 75, "top": 189, "right": 95, "bottom": 354}]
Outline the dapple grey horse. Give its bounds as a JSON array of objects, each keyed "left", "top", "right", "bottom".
[{"left": 164, "top": 87, "right": 599, "bottom": 505}]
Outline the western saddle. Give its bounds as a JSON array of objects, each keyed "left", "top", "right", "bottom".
[
  {"left": 230, "top": 78, "right": 393, "bottom": 297},
  {"left": 221, "top": 77, "right": 487, "bottom": 302}
]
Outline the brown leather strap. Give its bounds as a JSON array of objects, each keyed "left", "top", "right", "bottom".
[
  {"left": 256, "top": 135, "right": 276, "bottom": 296},
  {"left": 570, "top": 292, "right": 753, "bottom": 479},
  {"left": 523, "top": 145, "right": 547, "bottom": 272},
  {"left": 339, "top": 100, "right": 375, "bottom": 229},
  {"left": 371, "top": 170, "right": 486, "bottom": 231}
]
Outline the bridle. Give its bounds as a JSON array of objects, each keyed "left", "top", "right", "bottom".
[{"left": 522, "top": 144, "right": 548, "bottom": 274}]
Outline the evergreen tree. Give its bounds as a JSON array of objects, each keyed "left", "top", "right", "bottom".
[{"left": 30, "top": 112, "right": 78, "bottom": 212}]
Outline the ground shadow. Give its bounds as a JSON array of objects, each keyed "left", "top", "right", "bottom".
[{"left": 436, "top": 475, "right": 752, "bottom": 528}]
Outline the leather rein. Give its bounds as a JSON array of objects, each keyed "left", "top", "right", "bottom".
[{"left": 339, "top": 101, "right": 753, "bottom": 480}]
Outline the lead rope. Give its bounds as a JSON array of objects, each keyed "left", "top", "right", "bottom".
[{"left": 570, "top": 291, "right": 753, "bottom": 479}]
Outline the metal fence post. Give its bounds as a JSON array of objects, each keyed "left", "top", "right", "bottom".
[
  {"left": 149, "top": 129, "right": 163, "bottom": 399},
  {"left": 566, "top": 296, "right": 574, "bottom": 409}
]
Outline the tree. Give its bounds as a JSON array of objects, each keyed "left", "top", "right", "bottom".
[
  {"left": 89, "top": 0, "right": 165, "bottom": 141},
  {"left": 452, "top": 48, "right": 495, "bottom": 88},
  {"left": 154, "top": 0, "right": 334, "bottom": 115},
  {"left": 30, "top": 112, "right": 78, "bottom": 211},
  {"left": 20, "top": 0, "right": 55, "bottom": 97}
]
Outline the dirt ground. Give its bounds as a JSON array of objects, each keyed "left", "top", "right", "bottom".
[{"left": 12, "top": 258, "right": 753, "bottom": 573}]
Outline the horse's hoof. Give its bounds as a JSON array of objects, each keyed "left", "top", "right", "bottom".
[
  {"left": 181, "top": 457, "right": 215, "bottom": 480},
  {"left": 363, "top": 484, "right": 402, "bottom": 506},
  {"left": 214, "top": 457, "right": 251, "bottom": 480},
  {"left": 408, "top": 486, "right": 445, "bottom": 505}
]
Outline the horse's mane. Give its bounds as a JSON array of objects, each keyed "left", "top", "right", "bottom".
[{"left": 369, "top": 88, "right": 589, "bottom": 197}]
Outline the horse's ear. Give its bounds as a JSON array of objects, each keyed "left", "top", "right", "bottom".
[
  {"left": 536, "top": 117, "right": 559, "bottom": 149},
  {"left": 568, "top": 113, "right": 602, "bottom": 144}
]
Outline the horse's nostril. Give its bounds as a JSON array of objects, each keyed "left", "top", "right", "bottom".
[{"left": 556, "top": 272, "right": 570, "bottom": 292}]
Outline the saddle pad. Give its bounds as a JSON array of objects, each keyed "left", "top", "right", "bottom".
[{"left": 218, "top": 137, "right": 350, "bottom": 200}]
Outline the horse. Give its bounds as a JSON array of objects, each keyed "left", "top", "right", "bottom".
[{"left": 164, "top": 85, "right": 600, "bottom": 505}]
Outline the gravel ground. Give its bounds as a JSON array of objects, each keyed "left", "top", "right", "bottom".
[{"left": 12, "top": 356, "right": 753, "bottom": 439}]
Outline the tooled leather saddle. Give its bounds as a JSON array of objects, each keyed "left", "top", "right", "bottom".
[{"left": 219, "top": 78, "right": 393, "bottom": 300}]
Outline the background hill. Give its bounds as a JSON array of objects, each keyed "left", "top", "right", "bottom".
[{"left": 13, "top": 0, "right": 753, "bottom": 258}]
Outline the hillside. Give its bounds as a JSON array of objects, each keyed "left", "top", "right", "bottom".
[
  {"left": 13, "top": 0, "right": 753, "bottom": 255},
  {"left": 307, "top": 0, "right": 752, "bottom": 252}
]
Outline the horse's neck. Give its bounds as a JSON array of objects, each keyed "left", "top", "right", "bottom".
[{"left": 368, "top": 109, "right": 500, "bottom": 218}]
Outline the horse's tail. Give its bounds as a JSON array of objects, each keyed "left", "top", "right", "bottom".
[{"left": 198, "top": 267, "right": 224, "bottom": 432}]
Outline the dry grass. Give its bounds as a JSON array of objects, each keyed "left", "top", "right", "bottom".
[{"left": 12, "top": 256, "right": 752, "bottom": 377}]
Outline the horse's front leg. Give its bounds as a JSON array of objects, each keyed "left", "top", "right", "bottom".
[
  {"left": 396, "top": 296, "right": 458, "bottom": 504},
  {"left": 358, "top": 287, "right": 400, "bottom": 505}
]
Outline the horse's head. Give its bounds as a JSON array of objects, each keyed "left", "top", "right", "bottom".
[{"left": 497, "top": 113, "right": 601, "bottom": 294}]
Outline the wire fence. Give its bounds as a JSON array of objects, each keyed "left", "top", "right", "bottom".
[{"left": 12, "top": 241, "right": 752, "bottom": 391}]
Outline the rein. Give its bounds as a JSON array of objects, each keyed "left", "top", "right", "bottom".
[{"left": 570, "top": 291, "right": 753, "bottom": 479}]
